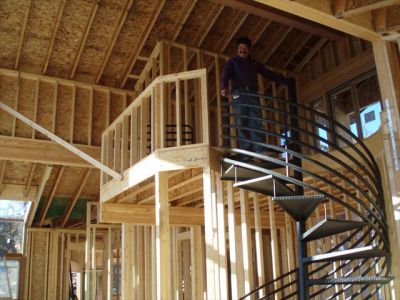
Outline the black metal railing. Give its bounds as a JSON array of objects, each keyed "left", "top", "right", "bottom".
[{"left": 222, "top": 90, "right": 390, "bottom": 299}]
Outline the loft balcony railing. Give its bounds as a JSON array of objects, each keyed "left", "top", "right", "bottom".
[{"left": 100, "top": 69, "right": 208, "bottom": 187}]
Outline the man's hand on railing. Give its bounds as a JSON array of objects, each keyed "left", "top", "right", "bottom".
[{"left": 221, "top": 88, "right": 227, "bottom": 97}]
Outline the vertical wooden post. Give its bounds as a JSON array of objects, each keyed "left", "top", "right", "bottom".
[
  {"left": 144, "top": 226, "right": 152, "bottom": 300},
  {"left": 215, "top": 55, "right": 223, "bottom": 147},
  {"left": 240, "top": 189, "right": 255, "bottom": 297},
  {"left": 202, "top": 166, "right": 218, "bottom": 298},
  {"left": 216, "top": 178, "right": 228, "bottom": 298},
  {"left": 176, "top": 79, "right": 182, "bottom": 146},
  {"left": 122, "top": 223, "right": 136, "bottom": 300},
  {"left": 253, "top": 193, "right": 265, "bottom": 298},
  {"left": 268, "top": 196, "right": 281, "bottom": 300},
  {"left": 191, "top": 225, "right": 205, "bottom": 300},
  {"left": 137, "top": 226, "right": 145, "bottom": 299},
  {"left": 200, "top": 72, "right": 209, "bottom": 144},
  {"left": 227, "top": 181, "right": 240, "bottom": 298},
  {"left": 182, "top": 239, "right": 192, "bottom": 298},
  {"left": 155, "top": 171, "right": 171, "bottom": 299}
]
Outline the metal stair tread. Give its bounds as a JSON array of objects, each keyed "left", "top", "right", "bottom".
[
  {"left": 303, "top": 246, "right": 387, "bottom": 263},
  {"left": 272, "top": 194, "right": 325, "bottom": 220},
  {"left": 233, "top": 174, "right": 297, "bottom": 197},
  {"left": 302, "top": 218, "right": 367, "bottom": 242},
  {"left": 308, "top": 276, "right": 393, "bottom": 285},
  {"left": 220, "top": 160, "right": 265, "bottom": 181}
]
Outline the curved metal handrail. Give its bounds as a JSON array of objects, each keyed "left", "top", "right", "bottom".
[{"left": 222, "top": 90, "right": 390, "bottom": 299}]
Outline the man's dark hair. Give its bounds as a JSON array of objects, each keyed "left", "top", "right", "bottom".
[{"left": 236, "top": 37, "right": 252, "bottom": 49}]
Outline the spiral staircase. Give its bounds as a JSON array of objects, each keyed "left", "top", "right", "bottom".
[{"left": 220, "top": 90, "right": 393, "bottom": 299}]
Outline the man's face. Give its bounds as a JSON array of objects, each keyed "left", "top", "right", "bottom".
[{"left": 237, "top": 43, "right": 250, "bottom": 60}]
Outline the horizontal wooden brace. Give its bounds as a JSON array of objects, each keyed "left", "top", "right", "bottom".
[
  {"left": 100, "top": 202, "right": 285, "bottom": 227},
  {"left": 0, "top": 136, "right": 100, "bottom": 167}
]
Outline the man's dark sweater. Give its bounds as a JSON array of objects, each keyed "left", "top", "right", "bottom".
[{"left": 221, "top": 55, "right": 295, "bottom": 95}]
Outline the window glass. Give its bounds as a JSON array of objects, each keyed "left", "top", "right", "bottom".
[
  {"left": 0, "top": 200, "right": 31, "bottom": 254},
  {"left": 0, "top": 259, "right": 20, "bottom": 300},
  {"left": 356, "top": 75, "right": 382, "bottom": 138}
]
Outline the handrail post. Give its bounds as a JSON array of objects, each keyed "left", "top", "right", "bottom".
[
  {"left": 200, "top": 72, "right": 209, "bottom": 145},
  {"left": 296, "top": 219, "right": 309, "bottom": 300}
]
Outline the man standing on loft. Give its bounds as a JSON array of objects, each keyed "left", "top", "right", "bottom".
[{"left": 221, "top": 37, "right": 296, "bottom": 160}]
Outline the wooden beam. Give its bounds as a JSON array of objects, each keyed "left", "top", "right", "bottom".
[
  {"left": 253, "top": 0, "right": 380, "bottom": 41},
  {"left": 0, "top": 136, "right": 100, "bottom": 167},
  {"left": 155, "top": 171, "right": 171, "bottom": 299},
  {"left": 38, "top": 166, "right": 65, "bottom": 227},
  {"left": 101, "top": 203, "right": 204, "bottom": 226},
  {"left": 15, "top": 0, "right": 32, "bottom": 69},
  {"left": 70, "top": 0, "right": 99, "bottom": 79},
  {"left": 0, "top": 103, "right": 121, "bottom": 180},
  {"left": 213, "top": 0, "right": 344, "bottom": 41},
  {"left": 343, "top": 0, "right": 400, "bottom": 18},
  {"left": 121, "top": 223, "right": 136, "bottom": 300},
  {"left": 43, "top": 0, "right": 66, "bottom": 74},
  {"left": 61, "top": 169, "right": 91, "bottom": 227},
  {"left": 120, "top": 0, "right": 166, "bottom": 88},
  {"left": 194, "top": 4, "right": 224, "bottom": 47}
]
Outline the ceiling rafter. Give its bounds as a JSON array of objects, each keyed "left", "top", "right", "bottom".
[
  {"left": 218, "top": 11, "right": 250, "bottom": 53},
  {"left": 169, "top": 0, "right": 198, "bottom": 41},
  {"left": 38, "top": 165, "right": 65, "bottom": 227},
  {"left": 70, "top": 0, "right": 100, "bottom": 79},
  {"left": 295, "top": 38, "right": 328, "bottom": 72},
  {"left": 259, "top": 25, "right": 292, "bottom": 64},
  {"left": 61, "top": 168, "right": 91, "bottom": 227},
  {"left": 27, "top": 165, "right": 52, "bottom": 227},
  {"left": 280, "top": 33, "right": 313, "bottom": 69},
  {"left": 212, "top": 0, "right": 344, "bottom": 41},
  {"left": 120, "top": 0, "right": 167, "bottom": 88},
  {"left": 342, "top": 0, "right": 400, "bottom": 18},
  {"left": 193, "top": 3, "right": 225, "bottom": 47},
  {"left": 42, "top": 0, "right": 66, "bottom": 74},
  {"left": 250, "top": 19, "right": 272, "bottom": 46},
  {"left": 14, "top": 0, "right": 32, "bottom": 69},
  {"left": 95, "top": 0, "right": 134, "bottom": 84}
]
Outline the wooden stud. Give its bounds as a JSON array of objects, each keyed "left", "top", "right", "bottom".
[
  {"left": 70, "top": 85, "right": 76, "bottom": 143},
  {"left": 268, "top": 197, "right": 281, "bottom": 299},
  {"left": 11, "top": 76, "right": 20, "bottom": 137},
  {"left": 122, "top": 223, "right": 136, "bottom": 300},
  {"left": 88, "top": 87, "right": 93, "bottom": 145},
  {"left": 227, "top": 181, "right": 240, "bottom": 299},
  {"left": 122, "top": 115, "right": 129, "bottom": 171},
  {"left": 253, "top": 193, "right": 265, "bottom": 298},
  {"left": 131, "top": 107, "right": 139, "bottom": 165},
  {"left": 14, "top": 0, "right": 31, "bottom": 69},
  {"left": 240, "top": 189, "right": 255, "bottom": 296},
  {"left": 175, "top": 79, "right": 182, "bottom": 146},
  {"left": 202, "top": 166, "right": 218, "bottom": 298},
  {"left": 32, "top": 79, "right": 39, "bottom": 138},
  {"left": 155, "top": 171, "right": 171, "bottom": 299},
  {"left": 216, "top": 178, "right": 228, "bottom": 298}
]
